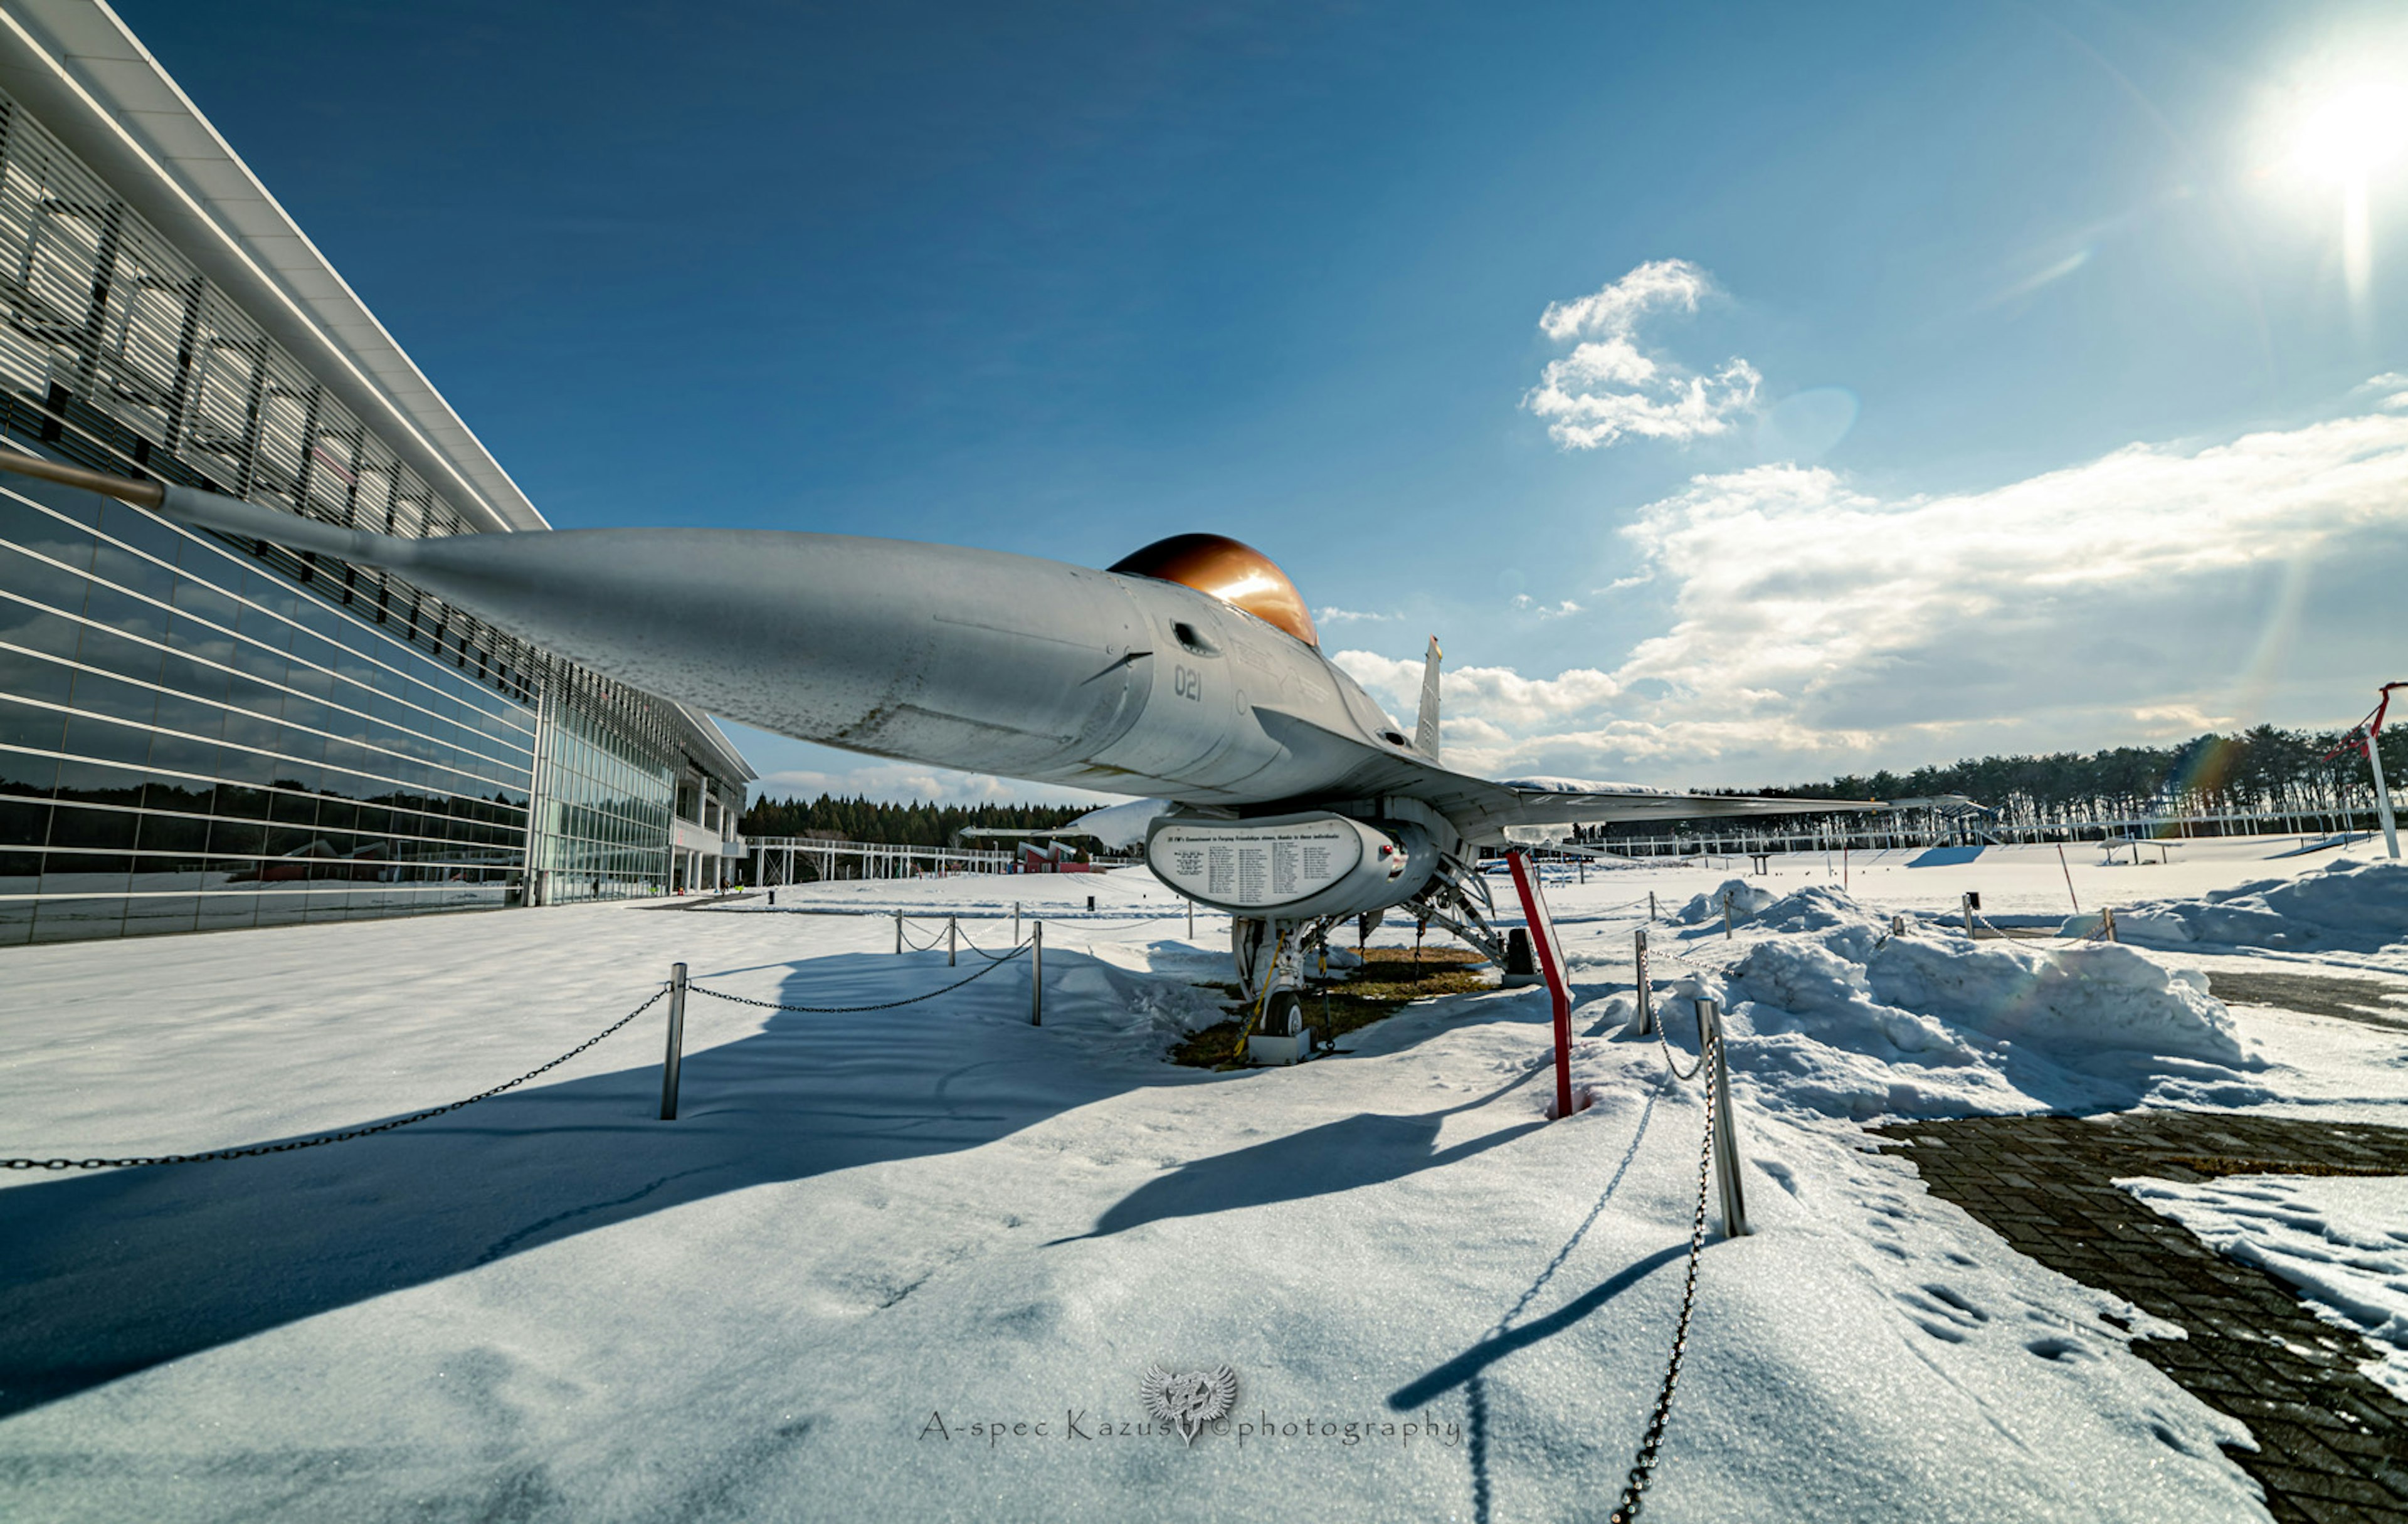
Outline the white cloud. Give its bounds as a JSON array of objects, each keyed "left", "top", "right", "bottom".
[
  {"left": 1509, "top": 594, "right": 1583, "bottom": 617},
  {"left": 1342, "top": 406, "right": 2408, "bottom": 787},
  {"left": 1523, "top": 259, "right": 1761, "bottom": 450},
  {"left": 1314, "top": 606, "right": 1398, "bottom": 625},
  {"left": 1332, "top": 651, "right": 1625, "bottom": 729}
]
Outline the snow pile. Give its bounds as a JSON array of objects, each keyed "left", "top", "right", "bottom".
[
  {"left": 1672, "top": 877, "right": 1778, "bottom": 925},
  {"left": 1637, "top": 888, "right": 2270, "bottom": 1120},
  {"left": 1048, "top": 956, "right": 1228, "bottom": 1040},
  {"left": 2119, "top": 1173, "right": 2408, "bottom": 1399},
  {"left": 2098, "top": 858, "right": 2408, "bottom": 952}
]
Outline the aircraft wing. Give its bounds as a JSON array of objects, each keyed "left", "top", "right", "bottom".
[{"left": 1249, "top": 709, "right": 1879, "bottom": 845}]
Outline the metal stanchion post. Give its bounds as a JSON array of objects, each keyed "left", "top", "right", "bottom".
[
  {"left": 1013, "top": 901, "right": 1021, "bottom": 944},
  {"left": 1188, "top": 897, "right": 1195, "bottom": 938},
  {"left": 1961, "top": 893, "right": 1975, "bottom": 936},
  {"left": 2104, "top": 907, "right": 2118, "bottom": 943},
  {"left": 1630, "top": 928, "right": 1654, "bottom": 1036},
  {"left": 949, "top": 915, "right": 957, "bottom": 966},
  {"left": 1722, "top": 893, "right": 1733, "bottom": 941},
  {"left": 1696, "top": 997, "right": 1750, "bottom": 1238},
  {"left": 1030, "top": 921, "right": 1043, "bottom": 1026},
  {"left": 1649, "top": 890, "right": 1656, "bottom": 923},
  {"left": 660, "top": 962, "right": 688, "bottom": 1122},
  {"left": 895, "top": 909, "right": 904, "bottom": 955}
]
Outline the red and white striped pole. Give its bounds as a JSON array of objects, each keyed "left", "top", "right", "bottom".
[
  {"left": 2331, "top": 683, "right": 2403, "bottom": 860},
  {"left": 1507, "top": 849, "right": 1578, "bottom": 1120},
  {"left": 2370, "top": 684, "right": 2402, "bottom": 860}
]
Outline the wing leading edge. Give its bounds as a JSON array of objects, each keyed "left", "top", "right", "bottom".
[{"left": 1248, "top": 708, "right": 1879, "bottom": 845}]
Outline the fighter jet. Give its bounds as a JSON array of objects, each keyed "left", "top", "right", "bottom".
[{"left": 1, "top": 451, "right": 1871, "bottom": 1027}]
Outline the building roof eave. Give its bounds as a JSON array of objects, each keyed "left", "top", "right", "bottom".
[{"left": 0, "top": 1, "right": 549, "bottom": 534}]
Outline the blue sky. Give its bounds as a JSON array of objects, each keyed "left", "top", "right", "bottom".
[{"left": 119, "top": 0, "right": 2408, "bottom": 801}]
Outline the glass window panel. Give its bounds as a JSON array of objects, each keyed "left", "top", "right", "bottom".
[
  {"left": 32, "top": 896, "right": 125, "bottom": 941},
  {"left": 194, "top": 895, "right": 258, "bottom": 930},
  {"left": 0, "top": 693, "right": 66, "bottom": 752},
  {"left": 95, "top": 503, "right": 188, "bottom": 567},
  {"left": 269, "top": 725, "right": 325, "bottom": 767},
  {"left": 212, "top": 780, "right": 270, "bottom": 821},
  {"left": 284, "top": 657, "right": 334, "bottom": 701},
  {"left": 66, "top": 669, "right": 160, "bottom": 727},
  {"left": 88, "top": 542, "right": 176, "bottom": 604},
  {"left": 80, "top": 575, "right": 171, "bottom": 648},
  {"left": 280, "top": 695, "right": 332, "bottom": 735},
  {"left": 135, "top": 813, "right": 209, "bottom": 854},
  {"left": 0, "top": 548, "right": 92, "bottom": 618},
  {"left": 0, "top": 796, "right": 48, "bottom": 848},
  {"left": 121, "top": 895, "right": 200, "bottom": 932},
  {"left": 44, "top": 848, "right": 134, "bottom": 882},
  {"left": 60, "top": 713, "right": 153, "bottom": 768},
  {"left": 219, "top": 711, "right": 282, "bottom": 756},
  {"left": 0, "top": 602, "right": 82, "bottom": 660},
  {"left": 150, "top": 695, "right": 226, "bottom": 744},
  {"left": 142, "top": 772, "right": 215, "bottom": 816},
  {"left": 74, "top": 624, "right": 166, "bottom": 686},
  {"left": 157, "top": 649, "right": 230, "bottom": 704},
  {"left": 0, "top": 498, "right": 97, "bottom": 565},
  {"left": 48, "top": 801, "right": 141, "bottom": 849},
  {"left": 251, "top": 895, "right": 307, "bottom": 927},
  {"left": 264, "top": 826, "right": 317, "bottom": 857},
  {"left": 208, "top": 818, "right": 266, "bottom": 856},
  {"left": 169, "top": 579, "right": 242, "bottom": 630},
  {"left": 0, "top": 737, "right": 60, "bottom": 792}
]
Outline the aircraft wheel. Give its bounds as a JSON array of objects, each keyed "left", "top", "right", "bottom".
[{"left": 1262, "top": 989, "right": 1304, "bottom": 1038}]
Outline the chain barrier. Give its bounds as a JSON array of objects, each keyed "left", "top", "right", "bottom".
[
  {"left": 1652, "top": 1017, "right": 1706, "bottom": 1084},
  {"left": 1964, "top": 907, "right": 2115, "bottom": 945},
  {"left": 689, "top": 939, "right": 1030, "bottom": 1013},
  {"left": 897, "top": 918, "right": 951, "bottom": 953},
  {"left": 1607, "top": 1029, "right": 1721, "bottom": 1524},
  {"left": 953, "top": 924, "right": 1028, "bottom": 962},
  {"left": 0, "top": 987, "right": 670, "bottom": 1172}
]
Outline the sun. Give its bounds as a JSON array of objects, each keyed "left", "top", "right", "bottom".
[{"left": 2292, "top": 80, "right": 2408, "bottom": 184}]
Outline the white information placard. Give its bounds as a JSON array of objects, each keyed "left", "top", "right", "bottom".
[{"left": 1148, "top": 818, "right": 1366, "bottom": 910}]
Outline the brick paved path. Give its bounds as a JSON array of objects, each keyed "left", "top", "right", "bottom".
[{"left": 1875, "top": 1111, "right": 2408, "bottom": 1524}]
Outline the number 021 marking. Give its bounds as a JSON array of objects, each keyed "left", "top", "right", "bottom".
[{"left": 1174, "top": 663, "right": 1203, "bottom": 701}]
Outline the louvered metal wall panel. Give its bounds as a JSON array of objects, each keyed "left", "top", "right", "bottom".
[{"left": 0, "top": 81, "right": 751, "bottom": 941}]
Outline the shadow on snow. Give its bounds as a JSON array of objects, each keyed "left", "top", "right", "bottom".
[{"left": 0, "top": 952, "right": 1569, "bottom": 1419}]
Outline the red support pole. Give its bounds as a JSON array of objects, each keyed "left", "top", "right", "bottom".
[{"left": 1507, "top": 849, "right": 1577, "bottom": 1120}]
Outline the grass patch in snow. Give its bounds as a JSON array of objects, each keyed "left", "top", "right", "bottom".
[{"left": 1168, "top": 947, "right": 1490, "bottom": 1068}]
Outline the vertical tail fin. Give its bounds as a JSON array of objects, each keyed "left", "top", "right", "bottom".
[{"left": 1413, "top": 635, "right": 1442, "bottom": 760}]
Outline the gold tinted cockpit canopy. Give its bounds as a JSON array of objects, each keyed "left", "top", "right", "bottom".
[{"left": 1108, "top": 533, "right": 1318, "bottom": 648}]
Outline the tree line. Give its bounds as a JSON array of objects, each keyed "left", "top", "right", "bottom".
[
  {"left": 1618, "top": 723, "right": 2408, "bottom": 838},
  {"left": 738, "top": 794, "right": 1091, "bottom": 847}
]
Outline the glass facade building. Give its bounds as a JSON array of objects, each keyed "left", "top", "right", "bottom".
[{"left": 0, "top": 21, "right": 751, "bottom": 945}]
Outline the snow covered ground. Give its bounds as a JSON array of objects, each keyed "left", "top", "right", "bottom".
[{"left": 1, "top": 838, "right": 2402, "bottom": 1522}]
